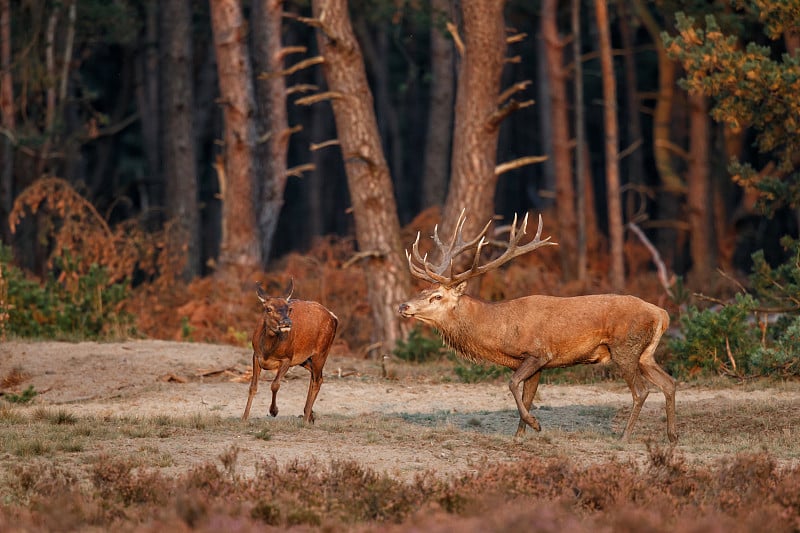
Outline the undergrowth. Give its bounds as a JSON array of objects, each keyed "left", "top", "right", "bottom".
[{"left": 0, "top": 444, "right": 797, "bottom": 532}]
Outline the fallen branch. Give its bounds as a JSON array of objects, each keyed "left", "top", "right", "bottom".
[{"left": 627, "top": 222, "right": 674, "bottom": 298}]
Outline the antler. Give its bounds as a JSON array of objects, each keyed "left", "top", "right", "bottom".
[{"left": 406, "top": 209, "right": 557, "bottom": 287}]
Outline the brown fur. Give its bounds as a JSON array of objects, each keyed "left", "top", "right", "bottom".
[
  {"left": 242, "top": 289, "right": 338, "bottom": 424},
  {"left": 399, "top": 283, "right": 677, "bottom": 442}
]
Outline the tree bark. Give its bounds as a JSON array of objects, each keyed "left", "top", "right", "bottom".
[
  {"left": 135, "top": 0, "right": 161, "bottom": 207},
  {"left": 422, "top": 0, "right": 454, "bottom": 209},
  {"left": 595, "top": 0, "right": 625, "bottom": 291},
  {"left": 251, "top": 0, "right": 290, "bottom": 265},
  {"left": 0, "top": 0, "right": 14, "bottom": 243},
  {"left": 542, "top": 0, "right": 578, "bottom": 282},
  {"left": 442, "top": 0, "right": 507, "bottom": 255},
  {"left": 209, "top": 0, "right": 262, "bottom": 272},
  {"left": 311, "top": 0, "right": 409, "bottom": 353},
  {"left": 161, "top": 0, "right": 200, "bottom": 280},
  {"left": 687, "top": 91, "right": 713, "bottom": 287},
  {"left": 631, "top": 0, "right": 682, "bottom": 268},
  {"left": 572, "top": 0, "right": 588, "bottom": 282}
]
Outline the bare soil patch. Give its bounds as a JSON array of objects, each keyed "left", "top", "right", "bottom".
[{"left": 1, "top": 340, "right": 799, "bottom": 481}]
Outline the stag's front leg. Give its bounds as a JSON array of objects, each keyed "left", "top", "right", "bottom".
[
  {"left": 509, "top": 356, "right": 547, "bottom": 434},
  {"left": 269, "top": 359, "right": 292, "bottom": 417},
  {"left": 514, "top": 371, "right": 542, "bottom": 438}
]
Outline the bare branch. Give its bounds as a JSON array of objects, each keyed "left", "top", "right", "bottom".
[
  {"left": 286, "top": 163, "right": 315, "bottom": 178},
  {"left": 487, "top": 99, "right": 534, "bottom": 129},
  {"left": 626, "top": 222, "right": 674, "bottom": 297},
  {"left": 294, "top": 91, "right": 345, "bottom": 106},
  {"left": 259, "top": 56, "right": 324, "bottom": 79},
  {"left": 506, "top": 32, "right": 527, "bottom": 44},
  {"left": 287, "top": 84, "right": 318, "bottom": 95},
  {"left": 446, "top": 22, "right": 464, "bottom": 56},
  {"left": 505, "top": 55, "right": 522, "bottom": 64},
  {"left": 343, "top": 250, "right": 384, "bottom": 268},
  {"left": 497, "top": 81, "right": 532, "bottom": 104},
  {"left": 278, "top": 45, "right": 307, "bottom": 60},
  {"left": 618, "top": 138, "right": 643, "bottom": 160},
  {"left": 310, "top": 139, "right": 340, "bottom": 151},
  {"left": 495, "top": 155, "right": 548, "bottom": 176}
]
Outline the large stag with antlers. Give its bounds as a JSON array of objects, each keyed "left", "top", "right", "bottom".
[
  {"left": 398, "top": 211, "right": 677, "bottom": 443},
  {"left": 242, "top": 281, "right": 338, "bottom": 424}
]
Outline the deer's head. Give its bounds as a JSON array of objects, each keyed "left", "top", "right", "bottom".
[
  {"left": 398, "top": 209, "right": 556, "bottom": 326},
  {"left": 398, "top": 281, "right": 467, "bottom": 326},
  {"left": 256, "top": 280, "right": 294, "bottom": 335}
]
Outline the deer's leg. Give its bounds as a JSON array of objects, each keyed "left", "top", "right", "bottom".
[
  {"left": 514, "top": 371, "right": 542, "bottom": 438},
  {"left": 639, "top": 348, "right": 678, "bottom": 443},
  {"left": 242, "top": 352, "right": 261, "bottom": 421},
  {"left": 269, "top": 359, "right": 292, "bottom": 417},
  {"left": 509, "top": 356, "right": 547, "bottom": 433},
  {"left": 619, "top": 368, "right": 650, "bottom": 442}
]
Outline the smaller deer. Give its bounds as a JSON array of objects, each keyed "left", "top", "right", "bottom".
[
  {"left": 242, "top": 280, "right": 338, "bottom": 423},
  {"left": 398, "top": 210, "right": 677, "bottom": 443}
]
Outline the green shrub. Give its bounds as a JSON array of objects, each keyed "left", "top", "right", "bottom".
[
  {"left": 670, "top": 237, "right": 800, "bottom": 379},
  {"left": 0, "top": 245, "right": 134, "bottom": 339},
  {"left": 668, "top": 293, "right": 760, "bottom": 377},
  {"left": 393, "top": 326, "right": 450, "bottom": 363},
  {"left": 452, "top": 356, "right": 511, "bottom": 383},
  {"left": 4, "top": 385, "right": 38, "bottom": 405}
]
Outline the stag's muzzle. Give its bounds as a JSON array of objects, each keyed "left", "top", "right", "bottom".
[{"left": 398, "top": 302, "right": 413, "bottom": 317}]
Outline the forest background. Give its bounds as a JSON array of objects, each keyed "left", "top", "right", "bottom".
[{"left": 0, "top": 0, "right": 799, "bottom": 377}]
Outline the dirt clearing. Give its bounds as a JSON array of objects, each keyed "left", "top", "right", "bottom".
[{"left": 1, "top": 340, "right": 798, "bottom": 481}]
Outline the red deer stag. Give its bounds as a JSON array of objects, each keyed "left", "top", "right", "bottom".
[
  {"left": 398, "top": 210, "right": 677, "bottom": 443},
  {"left": 242, "top": 280, "right": 338, "bottom": 423}
]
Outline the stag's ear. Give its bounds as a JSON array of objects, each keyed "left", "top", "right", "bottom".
[{"left": 454, "top": 281, "right": 468, "bottom": 295}]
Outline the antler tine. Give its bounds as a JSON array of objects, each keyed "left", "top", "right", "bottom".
[
  {"left": 463, "top": 211, "right": 557, "bottom": 281},
  {"left": 407, "top": 231, "right": 452, "bottom": 284}
]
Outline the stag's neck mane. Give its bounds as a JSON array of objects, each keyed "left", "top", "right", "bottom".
[{"left": 435, "top": 295, "right": 512, "bottom": 367}]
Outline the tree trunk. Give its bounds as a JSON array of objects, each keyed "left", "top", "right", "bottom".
[
  {"left": 251, "top": 0, "right": 290, "bottom": 265},
  {"left": 572, "top": 0, "right": 587, "bottom": 282},
  {"left": 631, "top": 0, "right": 682, "bottom": 268},
  {"left": 311, "top": 0, "right": 409, "bottom": 353},
  {"left": 0, "top": 0, "right": 14, "bottom": 243},
  {"left": 161, "top": 0, "right": 200, "bottom": 280},
  {"left": 209, "top": 0, "right": 262, "bottom": 272},
  {"left": 135, "top": 0, "right": 161, "bottom": 208},
  {"left": 422, "top": 0, "right": 454, "bottom": 209},
  {"left": 687, "top": 91, "right": 714, "bottom": 287},
  {"left": 617, "top": 1, "right": 645, "bottom": 217},
  {"left": 442, "top": 0, "right": 507, "bottom": 253},
  {"left": 542, "top": 0, "right": 578, "bottom": 282},
  {"left": 595, "top": 0, "right": 625, "bottom": 291}
]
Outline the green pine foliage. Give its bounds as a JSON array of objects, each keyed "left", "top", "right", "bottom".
[
  {"left": 663, "top": 10, "right": 800, "bottom": 213},
  {"left": 670, "top": 238, "right": 800, "bottom": 378}
]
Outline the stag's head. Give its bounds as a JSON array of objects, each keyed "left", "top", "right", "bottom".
[
  {"left": 256, "top": 280, "right": 294, "bottom": 335},
  {"left": 398, "top": 209, "right": 556, "bottom": 325}
]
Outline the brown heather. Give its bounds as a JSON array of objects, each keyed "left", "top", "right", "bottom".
[{"left": 1, "top": 446, "right": 798, "bottom": 532}]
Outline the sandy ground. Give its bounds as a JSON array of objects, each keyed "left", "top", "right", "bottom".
[{"left": 2, "top": 339, "right": 798, "bottom": 481}]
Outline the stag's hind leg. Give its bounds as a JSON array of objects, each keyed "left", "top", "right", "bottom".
[
  {"left": 639, "top": 349, "right": 677, "bottom": 443},
  {"left": 514, "top": 371, "right": 542, "bottom": 438}
]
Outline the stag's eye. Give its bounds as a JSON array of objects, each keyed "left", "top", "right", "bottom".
[
  {"left": 430, "top": 294, "right": 442, "bottom": 303},
  {"left": 265, "top": 307, "right": 273, "bottom": 313}
]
